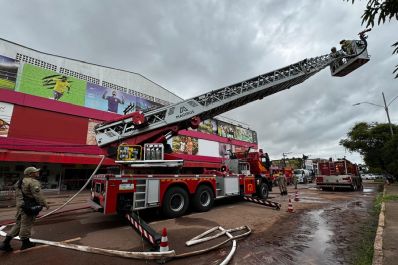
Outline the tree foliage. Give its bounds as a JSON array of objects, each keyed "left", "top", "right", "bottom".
[
  {"left": 346, "top": 0, "right": 398, "bottom": 78},
  {"left": 340, "top": 122, "right": 398, "bottom": 175}
]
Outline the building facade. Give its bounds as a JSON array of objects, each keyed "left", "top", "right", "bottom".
[{"left": 0, "top": 38, "right": 258, "bottom": 191}]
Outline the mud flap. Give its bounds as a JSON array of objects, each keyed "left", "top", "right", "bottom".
[{"left": 242, "top": 196, "right": 281, "bottom": 210}]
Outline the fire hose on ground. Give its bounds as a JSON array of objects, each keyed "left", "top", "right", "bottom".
[
  {"left": 0, "top": 224, "right": 251, "bottom": 263},
  {"left": 1, "top": 155, "right": 252, "bottom": 263}
]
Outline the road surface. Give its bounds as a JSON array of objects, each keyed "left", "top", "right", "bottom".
[{"left": 0, "top": 182, "right": 380, "bottom": 265}]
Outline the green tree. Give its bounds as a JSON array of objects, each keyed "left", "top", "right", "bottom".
[
  {"left": 340, "top": 122, "right": 398, "bottom": 176},
  {"left": 346, "top": 0, "right": 398, "bottom": 78}
]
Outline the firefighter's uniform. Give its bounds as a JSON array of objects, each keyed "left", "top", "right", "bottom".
[
  {"left": 8, "top": 177, "right": 48, "bottom": 239},
  {"left": 293, "top": 175, "right": 298, "bottom": 189},
  {"left": 0, "top": 167, "right": 48, "bottom": 251},
  {"left": 277, "top": 173, "right": 288, "bottom": 195}
]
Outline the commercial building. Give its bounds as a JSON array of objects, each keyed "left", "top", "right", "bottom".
[{"left": 0, "top": 38, "right": 258, "bottom": 191}]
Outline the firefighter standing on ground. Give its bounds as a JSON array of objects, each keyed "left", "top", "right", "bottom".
[
  {"left": 293, "top": 172, "right": 298, "bottom": 189},
  {"left": 0, "top": 167, "right": 49, "bottom": 252},
  {"left": 277, "top": 172, "right": 288, "bottom": 196}
]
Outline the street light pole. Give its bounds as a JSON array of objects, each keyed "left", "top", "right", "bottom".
[
  {"left": 282, "top": 152, "right": 291, "bottom": 167},
  {"left": 382, "top": 92, "right": 394, "bottom": 136},
  {"left": 353, "top": 91, "right": 396, "bottom": 137}
]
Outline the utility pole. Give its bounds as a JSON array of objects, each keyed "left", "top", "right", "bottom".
[
  {"left": 282, "top": 152, "right": 292, "bottom": 167},
  {"left": 382, "top": 92, "right": 394, "bottom": 136}
]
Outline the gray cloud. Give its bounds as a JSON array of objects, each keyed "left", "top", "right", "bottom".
[{"left": 0, "top": 0, "right": 396, "bottom": 163}]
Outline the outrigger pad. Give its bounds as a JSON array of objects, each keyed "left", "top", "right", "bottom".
[
  {"left": 242, "top": 196, "right": 281, "bottom": 210},
  {"left": 125, "top": 212, "right": 162, "bottom": 247}
]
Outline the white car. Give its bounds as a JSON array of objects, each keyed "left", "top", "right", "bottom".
[
  {"left": 362, "top": 174, "right": 376, "bottom": 180},
  {"left": 294, "top": 169, "right": 311, "bottom": 184}
]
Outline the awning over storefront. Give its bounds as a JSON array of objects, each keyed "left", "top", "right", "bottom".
[{"left": 0, "top": 150, "right": 115, "bottom": 165}]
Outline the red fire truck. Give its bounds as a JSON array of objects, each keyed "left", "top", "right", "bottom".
[
  {"left": 90, "top": 31, "right": 370, "bottom": 220},
  {"left": 316, "top": 158, "right": 362, "bottom": 191}
]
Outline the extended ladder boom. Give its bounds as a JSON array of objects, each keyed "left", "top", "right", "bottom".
[{"left": 95, "top": 34, "right": 370, "bottom": 148}]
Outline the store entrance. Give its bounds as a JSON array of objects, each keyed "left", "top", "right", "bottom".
[{"left": 62, "top": 168, "right": 94, "bottom": 190}]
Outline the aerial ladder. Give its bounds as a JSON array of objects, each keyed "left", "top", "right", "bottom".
[
  {"left": 95, "top": 30, "right": 371, "bottom": 153},
  {"left": 90, "top": 31, "right": 371, "bottom": 250}
]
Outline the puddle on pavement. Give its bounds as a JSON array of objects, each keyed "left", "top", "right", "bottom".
[
  {"left": 296, "top": 209, "right": 334, "bottom": 264},
  {"left": 362, "top": 188, "right": 374, "bottom": 193},
  {"left": 224, "top": 208, "right": 337, "bottom": 265},
  {"left": 298, "top": 197, "right": 329, "bottom": 204}
]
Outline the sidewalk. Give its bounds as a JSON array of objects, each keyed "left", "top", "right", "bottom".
[
  {"left": 0, "top": 190, "right": 91, "bottom": 225},
  {"left": 382, "top": 183, "right": 398, "bottom": 265}
]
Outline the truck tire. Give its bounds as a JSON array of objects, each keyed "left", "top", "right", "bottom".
[
  {"left": 192, "top": 185, "right": 214, "bottom": 212},
  {"left": 257, "top": 183, "right": 269, "bottom": 200},
  {"left": 162, "top": 186, "right": 189, "bottom": 218},
  {"left": 351, "top": 181, "right": 357, "bottom": 191}
]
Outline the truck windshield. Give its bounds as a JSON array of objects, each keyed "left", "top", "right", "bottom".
[{"left": 294, "top": 170, "right": 303, "bottom": 174}]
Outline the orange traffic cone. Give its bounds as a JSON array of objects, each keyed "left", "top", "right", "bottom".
[
  {"left": 159, "top": 227, "right": 169, "bottom": 252},
  {"left": 287, "top": 196, "right": 295, "bottom": 213},
  {"left": 294, "top": 191, "right": 300, "bottom": 202}
]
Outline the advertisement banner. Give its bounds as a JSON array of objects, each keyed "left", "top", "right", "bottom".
[
  {"left": 86, "top": 119, "right": 101, "bottom": 145},
  {"left": 17, "top": 64, "right": 87, "bottom": 106},
  {"left": 252, "top": 131, "right": 258, "bottom": 143},
  {"left": 217, "top": 120, "right": 236, "bottom": 139},
  {"left": 235, "top": 126, "right": 254, "bottom": 142},
  {"left": 0, "top": 101, "right": 14, "bottom": 137},
  {"left": 0, "top": 55, "right": 19, "bottom": 90},
  {"left": 85, "top": 82, "right": 162, "bottom": 114},
  {"left": 171, "top": 135, "right": 198, "bottom": 155},
  {"left": 198, "top": 119, "right": 218, "bottom": 134},
  {"left": 85, "top": 83, "right": 132, "bottom": 114}
]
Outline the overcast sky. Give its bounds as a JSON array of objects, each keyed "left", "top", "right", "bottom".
[{"left": 1, "top": 0, "right": 396, "bottom": 164}]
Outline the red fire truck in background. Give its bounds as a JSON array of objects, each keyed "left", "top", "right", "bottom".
[{"left": 316, "top": 158, "right": 362, "bottom": 191}]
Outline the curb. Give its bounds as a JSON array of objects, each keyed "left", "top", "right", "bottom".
[{"left": 372, "top": 185, "right": 386, "bottom": 265}]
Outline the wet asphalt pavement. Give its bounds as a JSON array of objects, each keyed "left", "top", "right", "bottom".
[{"left": 0, "top": 183, "right": 380, "bottom": 265}]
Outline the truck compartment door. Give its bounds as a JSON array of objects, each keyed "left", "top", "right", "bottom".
[{"left": 147, "top": 179, "right": 160, "bottom": 205}]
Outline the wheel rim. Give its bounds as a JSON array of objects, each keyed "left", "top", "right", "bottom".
[
  {"left": 200, "top": 191, "right": 211, "bottom": 207},
  {"left": 261, "top": 186, "right": 267, "bottom": 197},
  {"left": 170, "top": 194, "right": 184, "bottom": 212}
]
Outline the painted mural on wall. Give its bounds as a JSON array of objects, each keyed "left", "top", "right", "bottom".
[
  {"left": 17, "top": 64, "right": 87, "bottom": 106},
  {"left": 171, "top": 135, "right": 198, "bottom": 155},
  {"left": 0, "top": 102, "right": 14, "bottom": 137},
  {"left": 0, "top": 55, "right": 19, "bottom": 90}
]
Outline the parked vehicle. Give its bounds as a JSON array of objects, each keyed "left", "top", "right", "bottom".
[
  {"left": 316, "top": 159, "right": 362, "bottom": 191},
  {"left": 293, "top": 169, "right": 311, "bottom": 184},
  {"left": 362, "top": 173, "right": 376, "bottom": 180}
]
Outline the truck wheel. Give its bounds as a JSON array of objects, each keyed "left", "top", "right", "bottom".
[
  {"left": 257, "top": 183, "right": 269, "bottom": 200},
  {"left": 192, "top": 185, "right": 214, "bottom": 212},
  {"left": 162, "top": 186, "right": 189, "bottom": 218}
]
